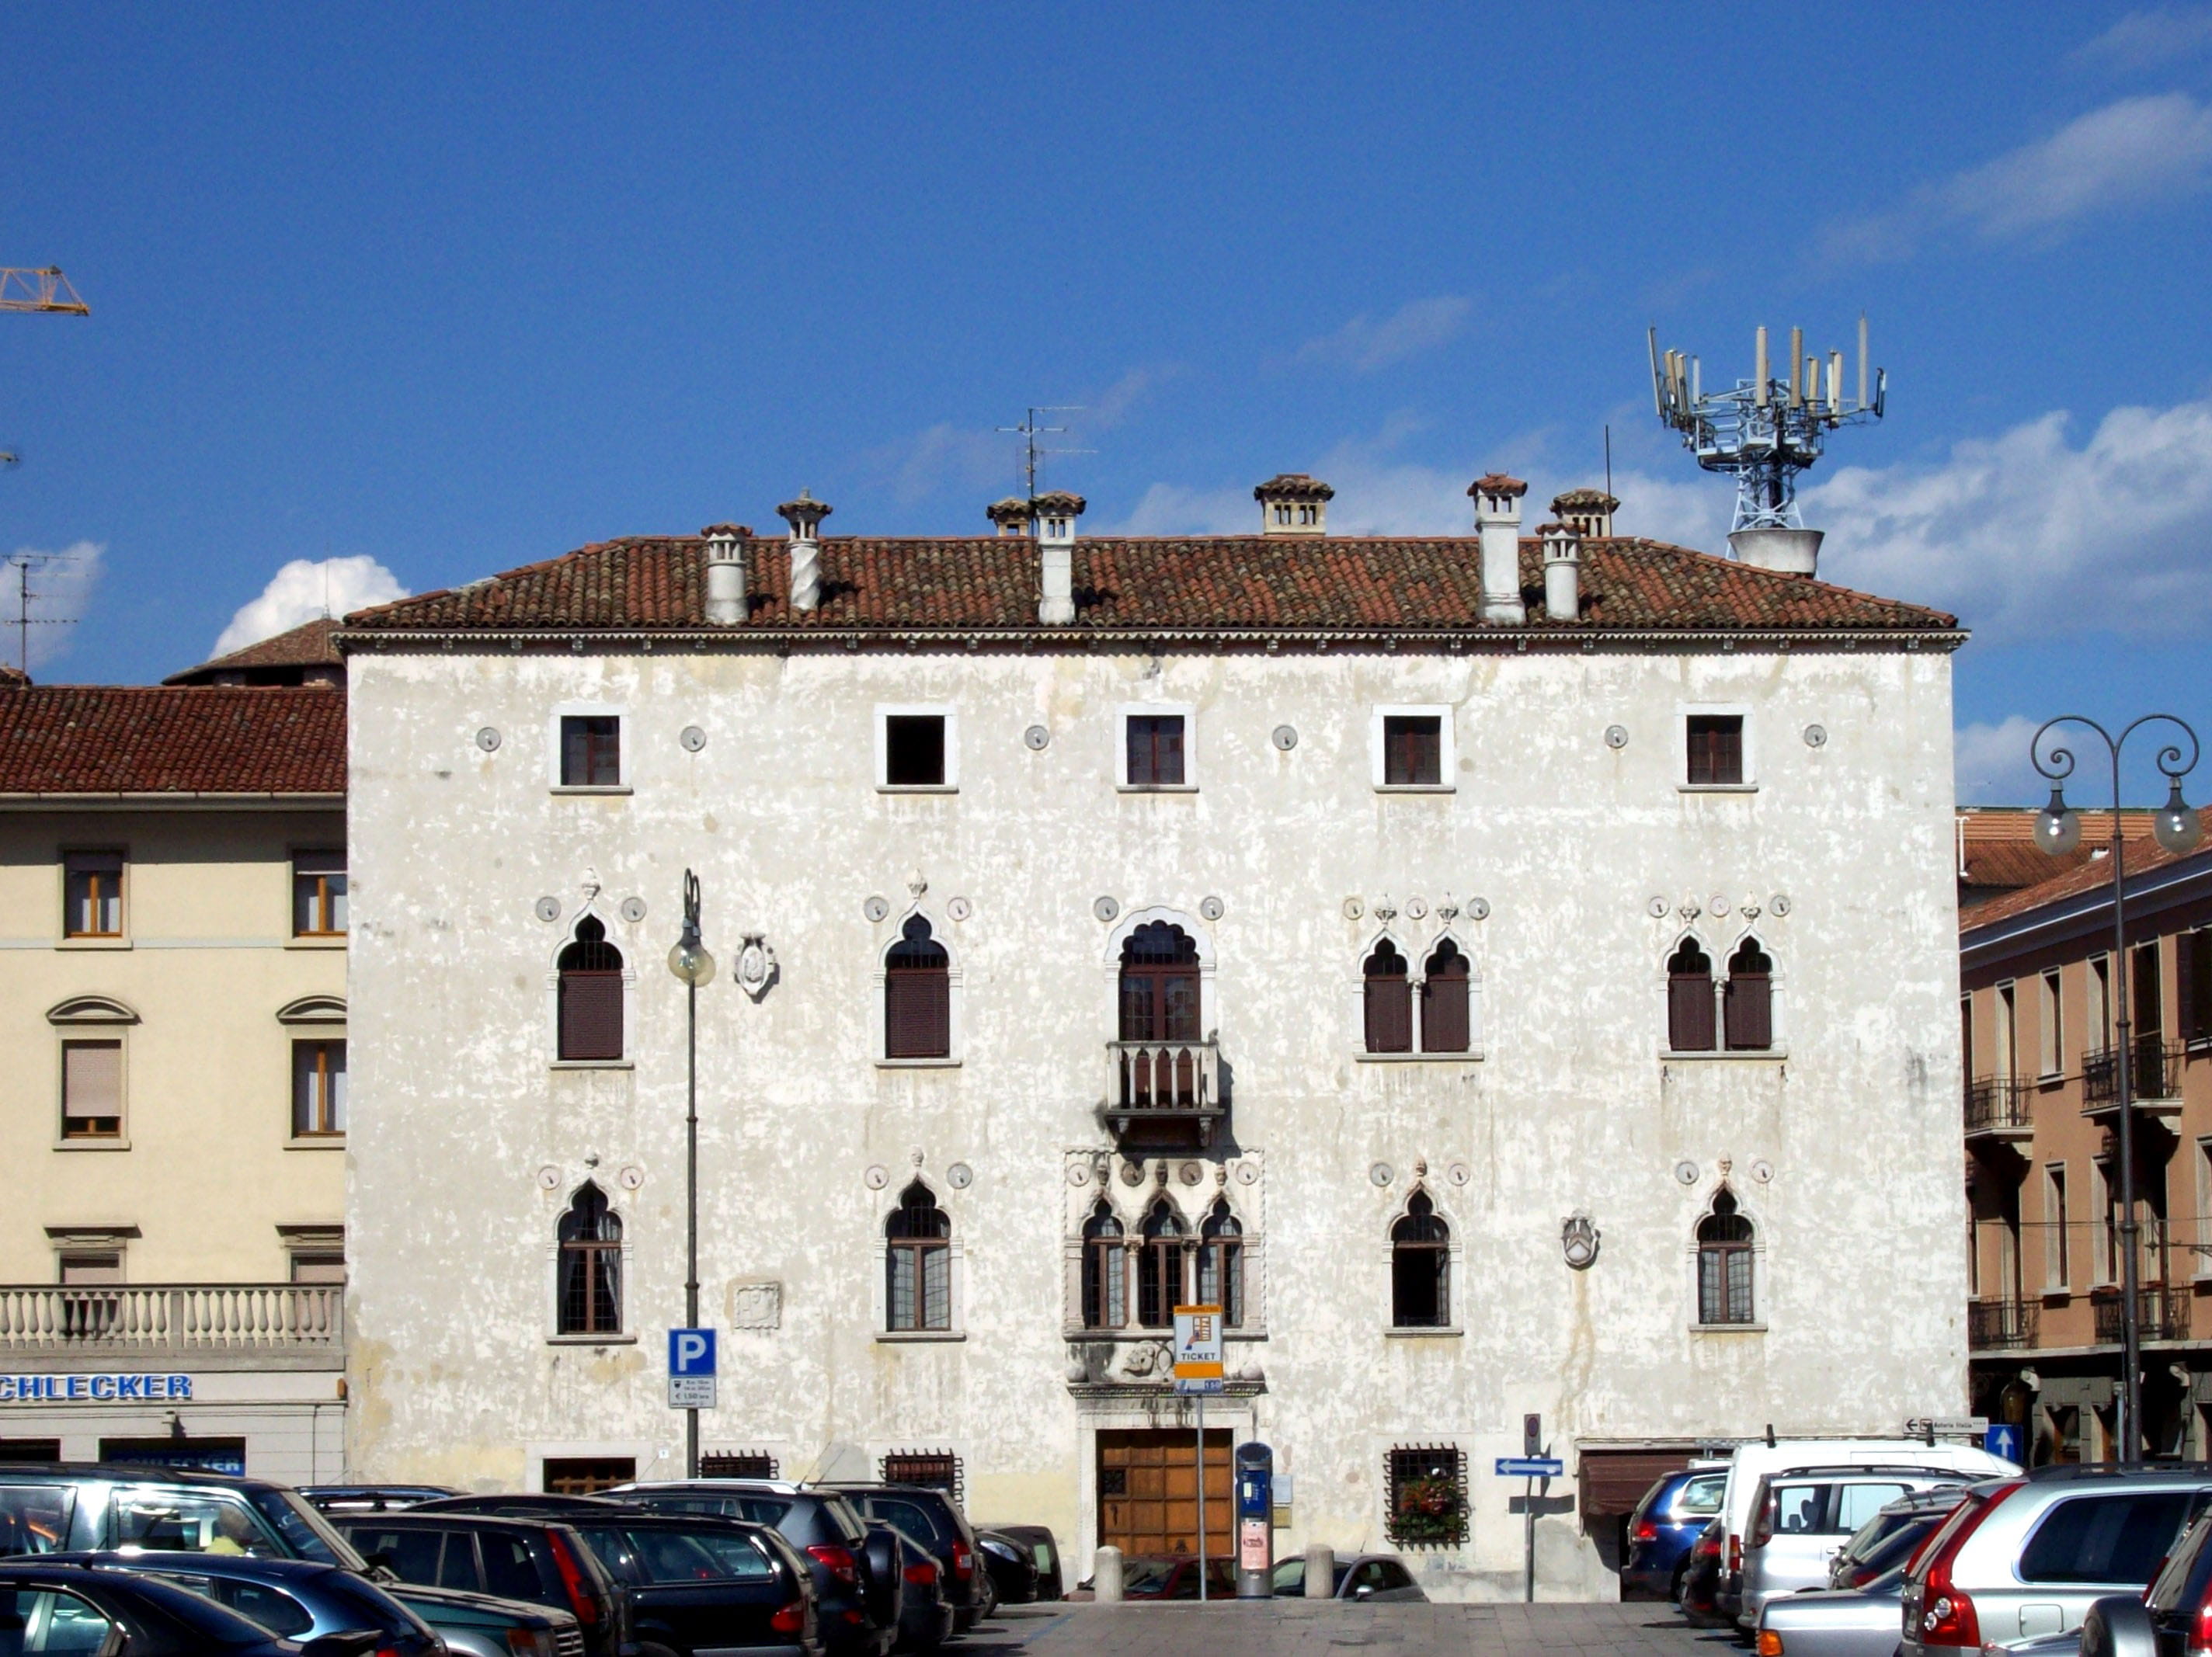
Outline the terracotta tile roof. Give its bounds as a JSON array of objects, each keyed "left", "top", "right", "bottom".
[
  {"left": 1957, "top": 810, "right": 2161, "bottom": 897},
  {"left": 163, "top": 617, "right": 343, "bottom": 684},
  {"left": 1961, "top": 808, "right": 2212, "bottom": 933},
  {"left": 343, "top": 534, "right": 1958, "bottom": 637},
  {"left": 0, "top": 685, "right": 346, "bottom": 795}
]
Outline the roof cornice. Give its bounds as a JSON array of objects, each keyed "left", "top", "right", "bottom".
[
  {"left": 0, "top": 792, "right": 345, "bottom": 811},
  {"left": 1960, "top": 854, "right": 2212, "bottom": 971}
]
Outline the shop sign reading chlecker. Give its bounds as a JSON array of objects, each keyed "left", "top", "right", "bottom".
[{"left": 0, "top": 1374, "right": 194, "bottom": 1403}]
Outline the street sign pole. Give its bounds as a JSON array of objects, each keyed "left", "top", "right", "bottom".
[
  {"left": 1195, "top": 1392, "right": 1206, "bottom": 1603},
  {"left": 1172, "top": 1304, "right": 1226, "bottom": 1604},
  {"left": 1522, "top": 1414, "right": 1541, "bottom": 1604}
]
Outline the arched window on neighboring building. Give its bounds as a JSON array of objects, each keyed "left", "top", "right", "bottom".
[
  {"left": 1120, "top": 922, "right": 1201, "bottom": 1043},
  {"left": 1136, "top": 1200, "right": 1186, "bottom": 1329},
  {"left": 1198, "top": 1199, "right": 1244, "bottom": 1329},
  {"left": 885, "top": 1181, "right": 951, "bottom": 1332},
  {"left": 558, "top": 917, "right": 624, "bottom": 1061},
  {"left": 1421, "top": 940, "right": 1469, "bottom": 1054},
  {"left": 1667, "top": 937, "right": 1716, "bottom": 1052},
  {"left": 1364, "top": 940, "right": 1412, "bottom": 1054},
  {"left": 885, "top": 917, "right": 951, "bottom": 1059},
  {"left": 1390, "top": 1192, "right": 1450, "bottom": 1329},
  {"left": 1697, "top": 1190, "right": 1755, "bottom": 1325},
  {"left": 557, "top": 1183, "right": 622, "bottom": 1335},
  {"left": 1724, "top": 938, "right": 1774, "bottom": 1051},
  {"left": 1081, "top": 1202, "right": 1127, "bottom": 1330}
]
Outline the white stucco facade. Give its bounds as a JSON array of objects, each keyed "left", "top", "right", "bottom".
[{"left": 343, "top": 619, "right": 1967, "bottom": 1598}]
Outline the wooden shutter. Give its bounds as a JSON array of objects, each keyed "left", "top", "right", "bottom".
[
  {"left": 62, "top": 1040, "right": 122, "bottom": 1129},
  {"left": 2179, "top": 930, "right": 2208, "bottom": 1045},
  {"left": 1383, "top": 717, "right": 1441, "bottom": 785},
  {"left": 885, "top": 969, "right": 950, "bottom": 1058},
  {"left": 1669, "top": 973, "right": 1716, "bottom": 1051},
  {"left": 1724, "top": 974, "right": 1772, "bottom": 1050},
  {"left": 1365, "top": 978, "right": 1413, "bottom": 1053},
  {"left": 1421, "top": 966, "right": 1469, "bottom": 1053},
  {"left": 559, "top": 972, "right": 624, "bottom": 1060}
]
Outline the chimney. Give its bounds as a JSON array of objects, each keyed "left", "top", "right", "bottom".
[
  {"left": 1549, "top": 488, "right": 1618, "bottom": 540},
  {"left": 1031, "top": 491, "right": 1085, "bottom": 625},
  {"left": 1469, "top": 473, "right": 1528, "bottom": 624},
  {"left": 986, "top": 498, "right": 1030, "bottom": 537},
  {"left": 777, "top": 490, "right": 832, "bottom": 612},
  {"left": 701, "top": 523, "right": 748, "bottom": 625},
  {"left": 1540, "top": 523, "right": 1581, "bottom": 621},
  {"left": 1254, "top": 473, "right": 1333, "bottom": 537}
]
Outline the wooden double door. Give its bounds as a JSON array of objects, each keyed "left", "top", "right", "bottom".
[{"left": 1097, "top": 1429, "right": 1233, "bottom": 1558}]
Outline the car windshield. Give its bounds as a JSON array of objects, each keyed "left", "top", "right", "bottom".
[
  {"left": 0, "top": 1485, "right": 75, "bottom": 1556},
  {"left": 248, "top": 1489, "right": 368, "bottom": 1570},
  {"left": 625, "top": 1527, "right": 774, "bottom": 1584},
  {"left": 1123, "top": 1559, "right": 1177, "bottom": 1592},
  {"left": 1682, "top": 1475, "right": 1725, "bottom": 1514},
  {"left": 1271, "top": 1559, "right": 1304, "bottom": 1593}
]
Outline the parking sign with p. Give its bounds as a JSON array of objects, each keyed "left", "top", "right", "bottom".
[{"left": 667, "top": 1327, "right": 716, "bottom": 1409}]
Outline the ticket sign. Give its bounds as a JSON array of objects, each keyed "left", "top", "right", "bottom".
[
  {"left": 1173, "top": 1304, "right": 1223, "bottom": 1395},
  {"left": 1240, "top": 1517, "right": 1269, "bottom": 1571}
]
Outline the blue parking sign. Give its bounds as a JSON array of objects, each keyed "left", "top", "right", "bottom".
[
  {"left": 1984, "top": 1423, "right": 2021, "bottom": 1464},
  {"left": 669, "top": 1328, "right": 716, "bottom": 1377}
]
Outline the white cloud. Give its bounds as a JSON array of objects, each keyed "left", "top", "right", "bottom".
[
  {"left": 1804, "top": 396, "right": 2212, "bottom": 641},
  {"left": 2074, "top": 6, "right": 2212, "bottom": 73},
  {"left": 1294, "top": 297, "right": 1473, "bottom": 374},
  {"left": 0, "top": 540, "right": 103, "bottom": 672},
  {"left": 1954, "top": 715, "right": 2045, "bottom": 805},
  {"left": 868, "top": 369, "right": 1175, "bottom": 512},
  {"left": 1824, "top": 94, "right": 2212, "bottom": 259},
  {"left": 214, "top": 554, "right": 409, "bottom": 657}
]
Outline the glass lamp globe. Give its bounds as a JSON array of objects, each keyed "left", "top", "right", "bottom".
[
  {"left": 2153, "top": 780, "right": 2203, "bottom": 856},
  {"left": 667, "top": 935, "right": 716, "bottom": 987},
  {"left": 2034, "top": 787, "right": 2082, "bottom": 856}
]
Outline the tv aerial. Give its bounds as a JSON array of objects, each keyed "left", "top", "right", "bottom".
[{"left": 1648, "top": 316, "right": 1886, "bottom": 547}]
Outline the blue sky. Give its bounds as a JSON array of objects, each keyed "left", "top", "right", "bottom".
[{"left": 2, "top": 3, "right": 2209, "bottom": 804}]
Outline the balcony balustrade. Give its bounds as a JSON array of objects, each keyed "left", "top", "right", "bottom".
[
  {"left": 1964, "top": 1077, "right": 2034, "bottom": 1141},
  {"left": 1105, "top": 1037, "right": 1225, "bottom": 1146},
  {"left": 0, "top": 1283, "right": 343, "bottom": 1369},
  {"left": 1967, "top": 1297, "right": 2039, "bottom": 1350},
  {"left": 2083, "top": 1037, "right": 2185, "bottom": 1112},
  {"left": 2091, "top": 1284, "right": 2193, "bottom": 1344}
]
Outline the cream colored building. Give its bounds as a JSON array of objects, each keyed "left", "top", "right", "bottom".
[
  {"left": 0, "top": 630, "right": 350, "bottom": 1481},
  {"left": 341, "top": 480, "right": 1972, "bottom": 1598}
]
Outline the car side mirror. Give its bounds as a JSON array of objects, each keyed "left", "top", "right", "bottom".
[{"left": 1352, "top": 1584, "right": 1374, "bottom": 1600}]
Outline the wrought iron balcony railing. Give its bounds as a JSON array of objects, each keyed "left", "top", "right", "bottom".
[
  {"left": 2092, "top": 1284, "right": 2193, "bottom": 1344},
  {"left": 1106, "top": 1037, "right": 1225, "bottom": 1145},
  {"left": 1967, "top": 1297, "right": 2039, "bottom": 1350},
  {"left": 2083, "top": 1037, "right": 2185, "bottom": 1106},
  {"left": 1964, "top": 1077, "right": 2034, "bottom": 1138},
  {"left": 0, "top": 1284, "right": 343, "bottom": 1363}
]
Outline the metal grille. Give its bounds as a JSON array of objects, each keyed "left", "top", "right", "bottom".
[
  {"left": 554, "top": 1628, "right": 586, "bottom": 1657},
  {"left": 700, "top": 1451, "right": 777, "bottom": 1478},
  {"left": 881, "top": 1450, "right": 962, "bottom": 1503},
  {"left": 1385, "top": 1445, "right": 1468, "bottom": 1548}
]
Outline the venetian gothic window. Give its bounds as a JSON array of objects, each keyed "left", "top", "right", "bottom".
[
  {"left": 1198, "top": 1200, "right": 1244, "bottom": 1329},
  {"left": 1081, "top": 1202, "right": 1128, "bottom": 1330},
  {"left": 885, "top": 1181, "right": 951, "bottom": 1332},
  {"left": 1697, "top": 1190, "right": 1756, "bottom": 1325},
  {"left": 1136, "top": 1199, "right": 1185, "bottom": 1329},
  {"left": 885, "top": 917, "right": 951, "bottom": 1059},
  {"left": 1724, "top": 939, "right": 1774, "bottom": 1051},
  {"left": 1390, "top": 1192, "right": 1450, "bottom": 1329},
  {"left": 557, "top": 1183, "right": 622, "bottom": 1336},
  {"left": 1421, "top": 940, "right": 1470, "bottom": 1054},
  {"left": 1667, "top": 937, "right": 1715, "bottom": 1051},
  {"left": 1364, "top": 941, "right": 1412, "bottom": 1054},
  {"left": 1120, "top": 923, "right": 1201, "bottom": 1044},
  {"left": 558, "top": 917, "right": 624, "bottom": 1061}
]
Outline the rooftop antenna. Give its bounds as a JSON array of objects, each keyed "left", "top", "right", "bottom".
[
  {"left": 5, "top": 547, "right": 82, "bottom": 674},
  {"left": 995, "top": 406, "right": 1091, "bottom": 506},
  {"left": 1648, "top": 314, "right": 1885, "bottom": 560}
]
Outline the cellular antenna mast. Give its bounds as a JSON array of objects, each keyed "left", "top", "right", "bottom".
[
  {"left": 1648, "top": 315, "right": 1885, "bottom": 542},
  {"left": 995, "top": 406, "right": 1090, "bottom": 505}
]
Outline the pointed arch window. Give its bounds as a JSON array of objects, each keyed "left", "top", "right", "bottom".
[
  {"left": 1421, "top": 940, "right": 1469, "bottom": 1054},
  {"left": 885, "top": 1181, "right": 951, "bottom": 1332},
  {"left": 1136, "top": 1200, "right": 1186, "bottom": 1329},
  {"left": 1120, "top": 923, "right": 1200, "bottom": 1043},
  {"left": 1081, "top": 1203, "right": 1128, "bottom": 1330},
  {"left": 1198, "top": 1200, "right": 1244, "bottom": 1328},
  {"left": 1391, "top": 1193, "right": 1450, "bottom": 1329},
  {"left": 885, "top": 918, "right": 951, "bottom": 1059},
  {"left": 1724, "top": 938, "right": 1774, "bottom": 1051},
  {"left": 557, "top": 1183, "right": 622, "bottom": 1335},
  {"left": 558, "top": 917, "right": 624, "bottom": 1061},
  {"left": 1364, "top": 941, "right": 1412, "bottom": 1054},
  {"left": 1667, "top": 938, "right": 1716, "bottom": 1052},
  {"left": 1697, "top": 1190, "right": 1755, "bottom": 1325}
]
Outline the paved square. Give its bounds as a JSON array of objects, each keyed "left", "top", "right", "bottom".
[{"left": 970, "top": 1601, "right": 1741, "bottom": 1657}]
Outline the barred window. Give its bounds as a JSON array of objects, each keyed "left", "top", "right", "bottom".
[
  {"left": 885, "top": 1181, "right": 951, "bottom": 1332},
  {"left": 1697, "top": 1190, "right": 1755, "bottom": 1325},
  {"left": 881, "top": 1451, "right": 962, "bottom": 1503},
  {"left": 700, "top": 1452, "right": 777, "bottom": 1478},
  {"left": 1385, "top": 1446, "right": 1468, "bottom": 1547},
  {"left": 557, "top": 1183, "right": 622, "bottom": 1336}
]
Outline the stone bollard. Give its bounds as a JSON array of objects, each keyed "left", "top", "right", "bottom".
[
  {"left": 1304, "top": 1543, "right": 1334, "bottom": 1600},
  {"left": 1094, "top": 1544, "right": 1124, "bottom": 1603}
]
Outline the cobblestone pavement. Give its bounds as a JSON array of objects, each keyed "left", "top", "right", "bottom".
[{"left": 965, "top": 1601, "right": 1742, "bottom": 1657}]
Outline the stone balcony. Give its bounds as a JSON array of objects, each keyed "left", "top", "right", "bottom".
[
  {"left": 0, "top": 1284, "right": 345, "bottom": 1372},
  {"left": 1105, "top": 1037, "right": 1226, "bottom": 1148}
]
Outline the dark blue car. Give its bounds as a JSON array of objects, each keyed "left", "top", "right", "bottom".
[{"left": 1621, "top": 1466, "right": 1727, "bottom": 1600}]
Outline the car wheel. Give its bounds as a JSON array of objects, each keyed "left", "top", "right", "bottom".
[{"left": 1671, "top": 1563, "right": 1688, "bottom": 1603}]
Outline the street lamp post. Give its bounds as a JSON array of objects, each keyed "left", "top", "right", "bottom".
[
  {"left": 666, "top": 870, "right": 715, "bottom": 1480},
  {"left": 2031, "top": 716, "right": 2201, "bottom": 1461}
]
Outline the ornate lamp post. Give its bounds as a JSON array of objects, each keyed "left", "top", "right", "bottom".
[
  {"left": 666, "top": 870, "right": 715, "bottom": 1478},
  {"left": 2032, "top": 716, "right": 2201, "bottom": 1459}
]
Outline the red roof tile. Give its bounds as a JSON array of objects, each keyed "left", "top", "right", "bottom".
[
  {"left": 1961, "top": 808, "right": 2212, "bottom": 932},
  {"left": 343, "top": 534, "right": 1958, "bottom": 637},
  {"left": 0, "top": 686, "right": 346, "bottom": 795},
  {"left": 163, "top": 617, "right": 343, "bottom": 684}
]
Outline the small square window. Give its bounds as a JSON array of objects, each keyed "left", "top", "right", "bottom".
[
  {"left": 1383, "top": 717, "right": 1442, "bottom": 786},
  {"left": 1125, "top": 714, "right": 1187, "bottom": 787},
  {"left": 292, "top": 1039, "right": 347, "bottom": 1137},
  {"left": 61, "top": 1039, "right": 123, "bottom": 1138},
  {"left": 293, "top": 851, "right": 348, "bottom": 936},
  {"left": 64, "top": 853, "right": 124, "bottom": 938},
  {"left": 884, "top": 714, "right": 948, "bottom": 787},
  {"left": 560, "top": 716, "right": 622, "bottom": 787},
  {"left": 1686, "top": 715, "right": 1744, "bottom": 786}
]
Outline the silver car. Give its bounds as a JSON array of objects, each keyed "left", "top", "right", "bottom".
[
  {"left": 1741, "top": 1468, "right": 1969, "bottom": 1626},
  {"left": 1901, "top": 1467, "right": 2212, "bottom": 1657},
  {"left": 1758, "top": 1575, "right": 1908, "bottom": 1657},
  {"left": 1268, "top": 1553, "right": 1428, "bottom": 1602}
]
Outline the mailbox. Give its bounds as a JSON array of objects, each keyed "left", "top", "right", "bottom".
[{"left": 1235, "top": 1442, "right": 1273, "bottom": 1599}]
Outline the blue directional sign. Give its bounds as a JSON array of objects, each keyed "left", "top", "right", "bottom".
[
  {"left": 1984, "top": 1423, "right": 2022, "bottom": 1464},
  {"left": 1495, "top": 1457, "right": 1564, "bottom": 1478},
  {"left": 669, "top": 1329, "right": 716, "bottom": 1376}
]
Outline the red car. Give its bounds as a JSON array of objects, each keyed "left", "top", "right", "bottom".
[{"left": 1116, "top": 1555, "right": 1239, "bottom": 1600}]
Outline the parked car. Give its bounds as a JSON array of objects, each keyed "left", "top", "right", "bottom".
[
  {"left": 1622, "top": 1466, "right": 1727, "bottom": 1601},
  {"left": 297, "top": 1485, "right": 462, "bottom": 1516},
  {"left": 1268, "top": 1554, "right": 1427, "bottom": 1601},
  {"left": 0, "top": 1464, "right": 369, "bottom": 1570},
  {"left": 558, "top": 1509, "right": 819, "bottom": 1656},
  {"left": 808, "top": 1485, "right": 985, "bottom": 1633},
  {"left": 1828, "top": 1488, "right": 1968, "bottom": 1589},
  {"left": 0, "top": 1558, "right": 357, "bottom": 1655},
  {"left": 976, "top": 1524, "right": 1063, "bottom": 1600},
  {"left": 381, "top": 1582, "right": 586, "bottom": 1657},
  {"left": 976, "top": 1532, "right": 1039, "bottom": 1606},
  {"left": 610, "top": 1480, "right": 892, "bottom": 1657},
  {"left": 64, "top": 1550, "right": 445, "bottom": 1656},
  {"left": 332, "top": 1509, "right": 628, "bottom": 1657},
  {"left": 1901, "top": 1465, "right": 2212, "bottom": 1657},
  {"left": 1754, "top": 1570, "right": 1911, "bottom": 1657},
  {"left": 2141, "top": 1499, "right": 2212, "bottom": 1657},
  {"left": 855, "top": 1520, "right": 952, "bottom": 1653},
  {"left": 1680, "top": 1516, "right": 1730, "bottom": 1628},
  {"left": 409, "top": 1493, "right": 640, "bottom": 1518},
  {"left": 1741, "top": 1467, "right": 1971, "bottom": 1625},
  {"left": 1114, "top": 1555, "right": 1238, "bottom": 1600}
]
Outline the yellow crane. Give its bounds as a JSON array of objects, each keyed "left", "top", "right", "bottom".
[{"left": 0, "top": 266, "right": 89, "bottom": 315}]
